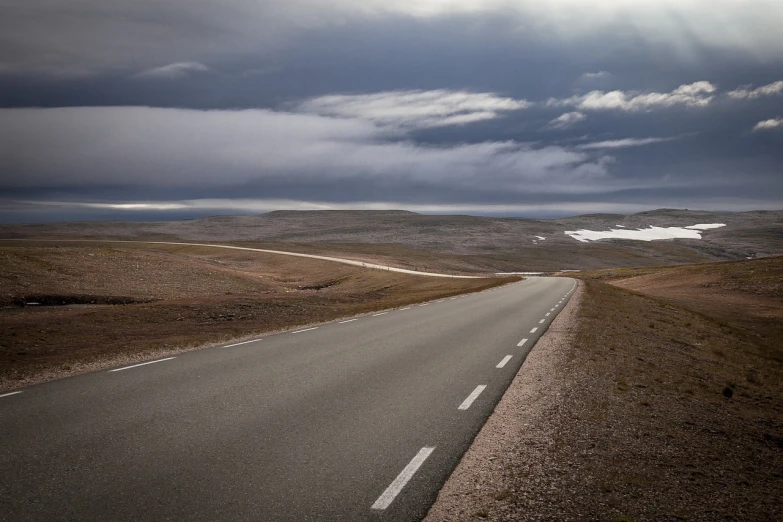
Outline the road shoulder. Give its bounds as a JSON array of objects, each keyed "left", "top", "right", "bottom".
[{"left": 425, "top": 280, "right": 583, "bottom": 521}]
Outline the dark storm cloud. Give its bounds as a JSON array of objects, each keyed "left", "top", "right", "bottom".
[{"left": 0, "top": 1, "right": 782, "bottom": 220}]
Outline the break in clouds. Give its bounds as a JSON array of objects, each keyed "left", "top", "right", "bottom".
[{"left": 0, "top": 0, "right": 782, "bottom": 220}]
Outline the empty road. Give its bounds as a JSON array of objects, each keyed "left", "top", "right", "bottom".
[{"left": 1, "top": 276, "right": 576, "bottom": 521}]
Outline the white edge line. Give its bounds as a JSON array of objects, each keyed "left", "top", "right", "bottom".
[
  {"left": 399, "top": 307, "right": 412, "bottom": 311},
  {"left": 530, "top": 327, "right": 538, "bottom": 333},
  {"left": 292, "top": 327, "right": 319, "bottom": 334},
  {"left": 496, "top": 355, "right": 513, "bottom": 368},
  {"left": 371, "top": 447, "right": 436, "bottom": 510},
  {"left": 224, "top": 339, "right": 261, "bottom": 348},
  {"left": 339, "top": 318, "right": 358, "bottom": 324},
  {"left": 419, "top": 303, "right": 429, "bottom": 307},
  {"left": 458, "top": 384, "right": 487, "bottom": 410},
  {"left": 373, "top": 312, "right": 388, "bottom": 316},
  {"left": 0, "top": 391, "right": 23, "bottom": 398},
  {"left": 517, "top": 338, "right": 528, "bottom": 347},
  {"left": 109, "top": 357, "right": 176, "bottom": 372}
]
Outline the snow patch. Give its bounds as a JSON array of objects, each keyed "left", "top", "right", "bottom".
[
  {"left": 685, "top": 223, "right": 727, "bottom": 230},
  {"left": 616, "top": 225, "right": 625, "bottom": 227},
  {"left": 565, "top": 223, "right": 726, "bottom": 242}
]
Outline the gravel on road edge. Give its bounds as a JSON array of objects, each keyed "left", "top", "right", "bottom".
[{"left": 425, "top": 280, "right": 582, "bottom": 521}]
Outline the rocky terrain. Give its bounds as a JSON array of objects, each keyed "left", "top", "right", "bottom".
[{"left": 2, "top": 209, "right": 782, "bottom": 271}]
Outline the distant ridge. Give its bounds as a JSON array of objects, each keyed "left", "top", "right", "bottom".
[{"left": 2, "top": 209, "right": 781, "bottom": 271}]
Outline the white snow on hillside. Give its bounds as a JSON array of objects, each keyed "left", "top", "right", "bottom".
[
  {"left": 685, "top": 224, "right": 727, "bottom": 230},
  {"left": 565, "top": 224, "right": 726, "bottom": 242}
]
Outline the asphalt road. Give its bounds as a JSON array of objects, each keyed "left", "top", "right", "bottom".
[{"left": 1, "top": 276, "right": 576, "bottom": 521}]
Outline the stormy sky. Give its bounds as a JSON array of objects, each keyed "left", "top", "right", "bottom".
[{"left": 1, "top": 0, "right": 782, "bottom": 222}]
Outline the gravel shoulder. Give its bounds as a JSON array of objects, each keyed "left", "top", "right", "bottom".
[{"left": 425, "top": 280, "right": 583, "bottom": 521}]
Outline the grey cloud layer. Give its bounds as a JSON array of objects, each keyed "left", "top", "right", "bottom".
[
  {"left": 1, "top": 2, "right": 781, "bottom": 219},
  {"left": 0, "top": 106, "right": 617, "bottom": 196},
  {"left": 1, "top": 80, "right": 780, "bottom": 207},
  {"left": 2, "top": 1, "right": 783, "bottom": 76}
]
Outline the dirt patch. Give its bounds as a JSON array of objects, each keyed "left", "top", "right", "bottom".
[
  {"left": 0, "top": 244, "right": 512, "bottom": 391},
  {"left": 427, "top": 257, "right": 782, "bottom": 520}
]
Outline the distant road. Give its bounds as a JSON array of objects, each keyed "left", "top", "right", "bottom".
[
  {"left": 0, "top": 239, "right": 483, "bottom": 278},
  {"left": 0, "top": 276, "right": 575, "bottom": 521}
]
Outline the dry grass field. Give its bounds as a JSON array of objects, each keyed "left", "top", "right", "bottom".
[
  {"left": 467, "top": 256, "right": 783, "bottom": 520},
  {"left": 0, "top": 242, "right": 510, "bottom": 391}
]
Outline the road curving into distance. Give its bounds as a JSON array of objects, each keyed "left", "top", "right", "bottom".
[
  {"left": 0, "top": 269, "right": 576, "bottom": 521},
  {"left": 0, "top": 239, "right": 483, "bottom": 278}
]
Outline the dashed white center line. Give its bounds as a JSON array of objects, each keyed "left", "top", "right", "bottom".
[
  {"left": 339, "top": 318, "right": 358, "bottom": 324},
  {"left": 292, "top": 327, "right": 319, "bottom": 334},
  {"left": 496, "top": 355, "right": 513, "bottom": 368},
  {"left": 373, "top": 312, "right": 388, "bottom": 316},
  {"left": 530, "top": 327, "right": 538, "bottom": 333},
  {"left": 371, "top": 447, "right": 435, "bottom": 510},
  {"left": 0, "top": 391, "right": 23, "bottom": 399},
  {"left": 517, "top": 338, "right": 528, "bottom": 347},
  {"left": 224, "top": 339, "right": 261, "bottom": 348},
  {"left": 545, "top": 312, "right": 551, "bottom": 317},
  {"left": 550, "top": 308, "right": 556, "bottom": 312},
  {"left": 109, "top": 357, "right": 176, "bottom": 372},
  {"left": 538, "top": 319, "right": 545, "bottom": 324},
  {"left": 458, "top": 385, "right": 487, "bottom": 410}
]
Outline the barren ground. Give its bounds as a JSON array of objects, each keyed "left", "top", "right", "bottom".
[
  {"left": 428, "top": 256, "right": 782, "bottom": 520},
  {"left": 0, "top": 243, "right": 509, "bottom": 391}
]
